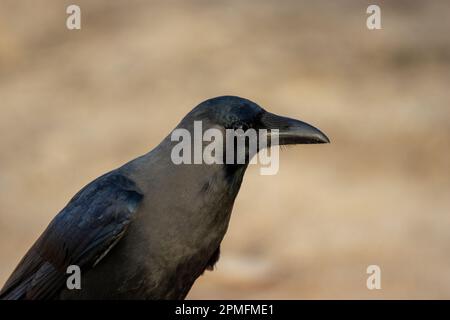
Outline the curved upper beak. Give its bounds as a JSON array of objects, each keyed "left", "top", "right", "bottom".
[{"left": 260, "top": 111, "right": 330, "bottom": 145}]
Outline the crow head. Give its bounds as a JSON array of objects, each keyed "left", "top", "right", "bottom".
[
  {"left": 186, "top": 95, "right": 329, "bottom": 143},
  {"left": 172, "top": 96, "right": 329, "bottom": 176}
]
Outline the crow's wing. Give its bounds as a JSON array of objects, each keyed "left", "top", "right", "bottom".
[{"left": 0, "top": 172, "right": 143, "bottom": 300}]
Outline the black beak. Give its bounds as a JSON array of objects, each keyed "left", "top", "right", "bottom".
[{"left": 260, "top": 111, "right": 330, "bottom": 145}]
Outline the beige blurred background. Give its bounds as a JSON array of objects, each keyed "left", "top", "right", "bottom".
[{"left": 1, "top": 0, "right": 450, "bottom": 299}]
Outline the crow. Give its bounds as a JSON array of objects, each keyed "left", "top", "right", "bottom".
[{"left": 0, "top": 96, "right": 329, "bottom": 299}]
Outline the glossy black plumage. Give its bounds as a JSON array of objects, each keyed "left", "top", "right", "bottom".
[
  {"left": 0, "top": 173, "right": 143, "bottom": 299},
  {"left": 0, "top": 96, "right": 329, "bottom": 300}
]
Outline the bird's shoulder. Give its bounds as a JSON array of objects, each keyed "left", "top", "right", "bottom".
[{"left": 0, "top": 171, "right": 144, "bottom": 300}]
